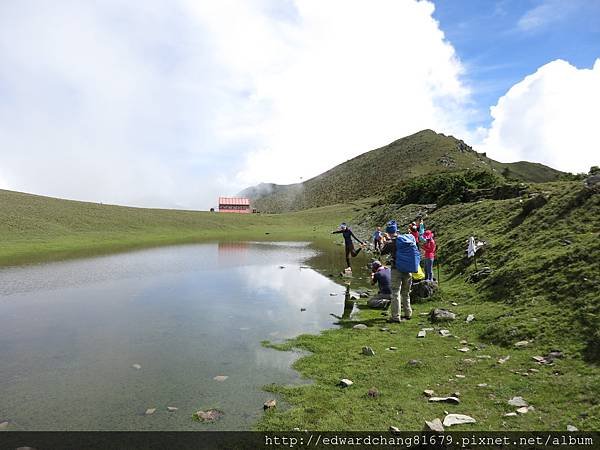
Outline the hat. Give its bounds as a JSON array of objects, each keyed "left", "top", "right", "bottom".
[
  {"left": 371, "top": 260, "right": 382, "bottom": 271},
  {"left": 340, "top": 222, "right": 347, "bottom": 230},
  {"left": 423, "top": 230, "right": 434, "bottom": 240},
  {"left": 385, "top": 220, "right": 398, "bottom": 234}
]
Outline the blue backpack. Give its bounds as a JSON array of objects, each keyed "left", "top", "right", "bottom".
[{"left": 395, "top": 234, "right": 420, "bottom": 273}]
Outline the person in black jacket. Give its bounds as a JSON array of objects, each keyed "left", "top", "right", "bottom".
[{"left": 332, "top": 223, "right": 364, "bottom": 270}]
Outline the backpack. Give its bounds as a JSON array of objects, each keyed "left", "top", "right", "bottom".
[{"left": 395, "top": 233, "right": 420, "bottom": 273}]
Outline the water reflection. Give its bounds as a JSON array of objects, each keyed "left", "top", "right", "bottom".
[{"left": 0, "top": 242, "right": 362, "bottom": 431}]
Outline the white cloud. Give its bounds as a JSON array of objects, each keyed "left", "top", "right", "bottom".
[
  {"left": 517, "top": 0, "right": 582, "bottom": 32},
  {"left": 0, "top": 0, "right": 472, "bottom": 208},
  {"left": 479, "top": 59, "right": 600, "bottom": 174}
]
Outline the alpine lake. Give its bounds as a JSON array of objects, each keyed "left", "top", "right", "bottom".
[{"left": 0, "top": 241, "right": 365, "bottom": 430}]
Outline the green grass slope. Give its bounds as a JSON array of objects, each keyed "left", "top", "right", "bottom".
[
  {"left": 0, "top": 189, "right": 367, "bottom": 267},
  {"left": 246, "top": 130, "right": 563, "bottom": 212}
]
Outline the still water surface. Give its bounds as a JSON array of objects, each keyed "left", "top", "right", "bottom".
[{"left": 0, "top": 242, "right": 357, "bottom": 430}]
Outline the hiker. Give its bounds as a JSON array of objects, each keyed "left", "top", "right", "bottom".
[
  {"left": 332, "top": 223, "right": 364, "bottom": 270},
  {"left": 415, "top": 215, "right": 426, "bottom": 242},
  {"left": 382, "top": 225, "right": 420, "bottom": 322},
  {"left": 422, "top": 230, "right": 436, "bottom": 281},
  {"left": 367, "top": 260, "right": 392, "bottom": 309},
  {"left": 409, "top": 222, "right": 420, "bottom": 245},
  {"left": 372, "top": 227, "right": 384, "bottom": 252}
]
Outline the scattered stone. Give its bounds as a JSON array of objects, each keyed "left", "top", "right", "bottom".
[
  {"left": 451, "top": 302, "right": 458, "bottom": 306},
  {"left": 516, "top": 407, "right": 530, "bottom": 415},
  {"left": 349, "top": 292, "right": 360, "bottom": 300},
  {"left": 264, "top": 400, "right": 277, "bottom": 410},
  {"left": 514, "top": 340, "right": 530, "bottom": 348},
  {"left": 455, "top": 374, "right": 466, "bottom": 379},
  {"left": 417, "top": 330, "right": 427, "bottom": 338},
  {"left": 532, "top": 356, "right": 547, "bottom": 364},
  {"left": 504, "top": 412, "right": 518, "bottom": 417},
  {"left": 380, "top": 327, "right": 389, "bottom": 332},
  {"left": 463, "top": 358, "right": 476, "bottom": 364},
  {"left": 424, "top": 418, "right": 445, "bottom": 432},
  {"left": 498, "top": 356, "right": 511, "bottom": 364},
  {"left": 508, "top": 397, "right": 529, "bottom": 408},
  {"left": 423, "top": 389, "right": 435, "bottom": 397},
  {"left": 567, "top": 425, "right": 579, "bottom": 432},
  {"left": 195, "top": 409, "right": 224, "bottom": 422},
  {"left": 443, "top": 414, "right": 476, "bottom": 427},
  {"left": 360, "top": 292, "right": 370, "bottom": 298},
  {"left": 460, "top": 340, "right": 468, "bottom": 345},
  {"left": 429, "top": 308, "right": 456, "bottom": 322},
  {"left": 300, "top": 308, "right": 306, "bottom": 312},
  {"left": 387, "top": 346, "right": 398, "bottom": 351},
  {"left": 476, "top": 355, "right": 491, "bottom": 359},
  {"left": 453, "top": 392, "right": 461, "bottom": 397},
  {"left": 0, "top": 421, "right": 8, "bottom": 430},
  {"left": 439, "top": 329, "right": 452, "bottom": 337},
  {"left": 407, "top": 359, "right": 422, "bottom": 367},
  {"left": 477, "top": 383, "right": 488, "bottom": 388},
  {"left": 213, "top": 375, "right": 229, "bottom": 382},
  {"left": 167, "top": 407, "right": 178, "bottom": 412},
  {"left": 429, "top": 397, "right": 460, "bottom": 405},
  {"left": 132, "top": 364, "right": 142, "bottom": 370},
  {"left": 292, "top": 427, "right": 301, "bottom": 431},
  {"left": 367, "top": 388, "right": 380, "bottom": 398},
  {"left": 362, "top": 346, "right": 376, "bottom": 356},
  {"left": 389, "top": 426, "right": 401, "bottom": 434},
  {"left": 145, "top": 408, "right": 156, "bottom": 416},
  {"left": 339, "top": 379, "right": 353, "bottom": 387},
  {"left": 457, "top": 347, "right": 470, "bottom": 353},
  {"left": 353, "top": 324, "right": 368, "bottom": 330},
  {"left": 528, "top": 368, "right": 539, "bottom": 373},
  {"left": 466, "top": 314, "right": 475, "bottom": 323},
  {"left": 422, "top": 327, "right": 434, "bottom": 331},
  {"left": 547, "top": 350, "right": 564, "bottom": 360}
]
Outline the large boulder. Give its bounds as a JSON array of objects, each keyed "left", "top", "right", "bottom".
[{"left": 411, "top": 280, "right": 438, "bottom": 300}]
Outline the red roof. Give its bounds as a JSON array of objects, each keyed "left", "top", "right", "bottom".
[{"left": 219, "top": 197, "right": 250, "bottom": 206}]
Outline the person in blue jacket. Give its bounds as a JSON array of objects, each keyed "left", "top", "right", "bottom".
[{"left": 332, "top": 223, "right": 364, "bottom": 270}]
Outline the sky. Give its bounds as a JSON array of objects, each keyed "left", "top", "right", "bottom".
[{"left": 0, "top": 0, "right": 598, "bottom": 209}]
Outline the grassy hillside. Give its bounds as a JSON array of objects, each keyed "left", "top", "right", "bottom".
[
  {"left": 246, "top": 130, "right": 563, "bottom": 212},
  {"left": 257, "top": 180, "right": 599, "bottom": 431},
  {"left": 0, "top": 189, "right": 367, "bottom": 267}
]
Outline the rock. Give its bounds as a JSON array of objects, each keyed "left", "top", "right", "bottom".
[
  {"left": 457, "top": 347, "right": 470, "bottom": 353},
  {"left": 452, "top": 392, "right": 461, "bottom": 397},
  {"left": 339, "top": 379, "right": 353, "bottom": 387},
  {"left": 584, "top": 173, "right": 600, "bottom": 190},
  {"left": 132, "top": 364, "right": 142, "bottom": 370},
  {"left": 477, "top": 383, "right": 488, "bottom": 387},
  {"left": 455, "top": 374, "right": 466, "bottom": 379},
  {"left": 443, "top": 414, "right": 476, "bottom": 427},
  {"left": 422, "top": 327, "right": 434, "bottom": 331},
  {"left": 407, "top": 359, "right": 422, "bottom": 367},
  {"left": 387, "top": 346, "right": 398, "bottom": 351},
  {"left": 417, "top": 330, "right": 426, "bottom": 338},
  {"left": 213, "top": 375, "right": 229, "bottom": 382},
  {"left": 380, "top": 327, "right": 389, "bottom": 332},
  {"left": 353, "top": 324, "right": 368, "bottom": 330},
  {"left": 451, "top": 302, "right": 458, "bottom": 306},
  {"left": 439, "top": 329, "right": 452, "bottom": 337},
  {"left": 360, "top": 292, "right": 370, "bottom": 298},
  {"left": 367, "top": 388, "right": 379, "bottom": 398},
  {"left": 429, "top": 308, "right": 456, "bottom": 322},
  {"left": 362, "top": 346, "right": 376, "bottom": 356},
  {"left": 195, "top": 409, "right": 224, "bottom": 422},
  {"left": 330, "top": 293, "right": 338, "bottom": 296},
  {"left": 532, "top": 356, "right": 548, "bottom": 364},
  {"left": 349, "top": 292, "right": 360, "bottom": 300},
  {"left": 508, "top": 397, "right": 529, "bottom": 407},
  {"left": 567, "top": 425, "right": 579, "bottom": 432},
  {"left": 423, "top": 389, "right": 435, "bottom": 397},
  {"left": 460, "top": 340, "right": 468, "bottom": 345},
  {"left": 504, "top": 412, "right": 518, "bottom": 417},
  {"left": 300, "top": 308, "right": 306, "bottom": 312},
  {"left": 429, "top": 397, "right": 460, "bottom": 405},
  {"left": 411, "top": 280, "right": 438, "bottom": 299},
  {"left": 466, "top": 314, "right": 475, "bottom": 323},
  {"left": 145, "top": 408, "right": 156, "bottom": 416},
  {"left": 167, "top": 407, "right": 178, "bottom": 412},
  {"left": 498, "top": 356, "right": 511, "bottom": 364},
  {"left": 424, "top": 418, "right": 445, "bottom": 432},
  {"left": 516, "top": 407, "right": 529, "bottom": 414},
  {"left": 547, "top": 350, "right": 564, "bottom": 361},
  {"left": 0, "top": 421, "right": 8, "bottom": 430},
  {"left": 264, "top": 399, "right": 277, "bottom": 410},
  {"left": 463, "top": 358, "right": 476, "bottom": 364},
  {"left": 466, "top": 267, "right": 492, "bottom": 283},
  {"left": 389, "top": 426, "right": 401, "bottom": 434},
  {"left": 476, "top": 355, "right": 491, "bottom": 359},
  {"left": 529, "top": 368, "right": 539, "bottom": 373},
  {"left": 514, "top": 340, "right": 530, "bottom": 348}
]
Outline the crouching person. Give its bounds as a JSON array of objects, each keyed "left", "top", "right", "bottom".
[{"left": 367, "top": 260, "right": 392, "bottom": 309}]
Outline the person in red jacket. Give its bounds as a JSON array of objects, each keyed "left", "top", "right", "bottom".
[
  {"left": 409, "top": 223, "right": 420, "bottom": 248},
  {"left": 422, "top": 230, "right": 436, "bottom": 281}
]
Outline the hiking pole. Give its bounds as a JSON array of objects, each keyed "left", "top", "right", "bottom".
[{"left": 436, "top": 258, "right": 441, "bottom": 285}]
